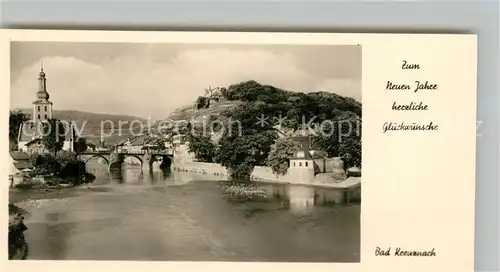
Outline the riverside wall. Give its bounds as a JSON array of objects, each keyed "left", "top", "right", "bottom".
[
  {"left": 172, "top": 161, "right": 315, "bottom": 184},
  {"left": 250, "top": 166, "right": 315, "bottom": 183},
  {"left": 171, "top": 144, "right": 351, "bottom": 186},
  {"left": 172, "top": 161, "right": 229, "bottom": 176}
]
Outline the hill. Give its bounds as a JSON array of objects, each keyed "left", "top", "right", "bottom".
[
  {"left": 222, "top": 80, "right": 361, "bottom": 117},
  {"left": 167, "top": 100, "right": 244, "bottom": 122},
  {"left": 159, "top": 80, "right": 361, "bottom": 134},
  {"left": 175, "top": 80, "right": 362, "bottom": 178}
]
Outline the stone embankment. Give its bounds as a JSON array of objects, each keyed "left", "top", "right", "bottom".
[
  {"left": 8, "top": 205, "right": 29, "bottom": 260},
  {"left": 172, "top": 161, "right": 361, "bottom": 189}
]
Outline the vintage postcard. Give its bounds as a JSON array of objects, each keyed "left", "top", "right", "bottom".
[{"left": 0, "top": 30, "right": 476, "bottom": 272}]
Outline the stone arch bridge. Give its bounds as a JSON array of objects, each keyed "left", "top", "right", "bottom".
[{"left": 78, "top": 149, "right": 174, "bottom": 171}]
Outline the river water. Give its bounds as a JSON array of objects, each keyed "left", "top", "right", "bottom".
[{"left": 17, "top": 163, "right": 360, "bottom": 262}]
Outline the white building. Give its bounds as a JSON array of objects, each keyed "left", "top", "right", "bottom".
[
  {"left": 288, "top": 149, "right": 315, "bottom": 183},
  {"left": 286, "top": 132, "right": 316, "bottom": 183},
  {"left": 17, "top": 65, "right": 76, "bottom": 154},
  {"left": 9, "top": 151, "right": 33, "bottom": 187}
]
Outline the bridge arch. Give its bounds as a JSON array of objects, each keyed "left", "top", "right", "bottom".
[
  {"left": 160, "top": 155, "right": 173, "bottom": 169},
  {"left": 123, "top": 155, "right": 143, "bottom": 166},
  {"left": 83, "top": 154, "right": 110, "bottom": 165}
]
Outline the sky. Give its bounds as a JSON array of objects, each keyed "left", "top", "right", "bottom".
[{"left": 10, "top": 42, "right": 361, "bottom": 119}]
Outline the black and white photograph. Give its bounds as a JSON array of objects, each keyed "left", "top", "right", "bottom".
[{"left": 8, "top": 41, "right": 362, "bottom": 262}]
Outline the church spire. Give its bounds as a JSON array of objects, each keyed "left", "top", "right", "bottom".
[
  {"left": 36, "top": 62, "right": 49, "bottom": 100},
  {"left": 33, "top": 63, "right": 53, "bottom": 122}
]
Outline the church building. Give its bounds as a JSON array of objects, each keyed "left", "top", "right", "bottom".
[{"left": 17, "top": 65, "right": 76, "bottom": 155}]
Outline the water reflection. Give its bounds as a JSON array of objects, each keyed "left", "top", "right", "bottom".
[
  {"left": 109, "top": 170, "right": 123, "bottom": 184},
  {"left": 44, "top": 212, "right": 74, "bottom": 260},
  {"left": 218, "top": 181, "right": 358, "bottom": 217},
  {"left": 87, "top": 163, "right": 173, "bottom": 185},
  {"left": 31, "top": 163, "right": 361, "bottom": 261},
  {"left": 288, "top": 186, "right": 315, "bottom": 214},
  {"left": 87, "top": 162, "right": 359, "bottom": 209}
]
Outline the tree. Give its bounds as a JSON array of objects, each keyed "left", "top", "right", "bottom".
[
  {"left": 196, "top": 96, "right": 209, "bottom": 109},
  {"left": 339, "top": 137, "right": 361, "bottom": 169},
  {"left": 75, "top": 137, "right": 87, "bottom": 154},
  {"left": 31, "top": 153, "right": 61, "bottom": 176},
  {"left": 205, "top": 86, "right": 218, "bottom": 97},
  {"left": 41, "top": 118, "right": 66, "bottom": 157},
  {"left": 56, "top": 150, "right": 78, "bottom": 165},
  {"left": 215, "top": 130, "right": 277, "bottom": 180},
  {"left": 266, "top": 138, "right": 297, "bottom": 175},
  {"left": 31, "top": 151, "right": 93, "bottom": 185},
  {"left": 219, "top": 87, "right": 228, "bottom": 98},
  {"left": 9, "top": 110, "right": 29, "bottom": 149},
  {"left": 59, "top": 159, "right": 87, "bottom": 184},
  {"left": 312, "top": 122, "right": 339, "bottom": 157},
  {"left": 312, "top": 111, "right": 361, "bottom": 160},
  {"left": 187, "top": 134, "right": 217, "bottom": 163}
]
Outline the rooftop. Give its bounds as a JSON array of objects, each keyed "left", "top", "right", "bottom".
[
  {"left": 13, "top": 161, "right": 33, "bottom": 170},
  {"left": 10, "top": 151, "right": 30, "bottom": 161},
  {"left": 291, "top": 150, "right": 313, "bottom": 160},
  {"left": 120, "top": 135, "right": 164, "bottom": 147},
  {"left": 25, "top": 138, "right": 43, "bottom": 146}
]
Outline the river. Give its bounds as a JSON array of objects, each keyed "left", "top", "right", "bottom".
[{"left": 13, "top": 162, "right": 360, "bottom": 262}]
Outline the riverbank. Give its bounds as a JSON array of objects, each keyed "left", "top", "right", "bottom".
[
  {"left": 8, "top": 204, "right": 29, "bottom": 260},
  {"left": 9, "top": 185, "right": 112, "bottom": 215},
  {"left": 255, "top": 176, "right": 361, "bottom": 189},
  {"left": 10, "top": 186, "right": 84, "bottom": 203},
  {"left": 172, "top": 162, "right": 361, "bottom": 190}
]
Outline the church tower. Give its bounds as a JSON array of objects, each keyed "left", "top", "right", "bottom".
[{"left": 32, "top": 63, "right": 53, "bottom": 122}]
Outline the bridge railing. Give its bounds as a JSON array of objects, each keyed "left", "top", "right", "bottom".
[
  {"left": 116, "top": 149, "right": 173, "bottom": 156},
  {"left": 79, "top": 150, "right": 111, "bottom": 155},
  {"left": 80, "top": 149, "right": 173, "bottom": 156}
]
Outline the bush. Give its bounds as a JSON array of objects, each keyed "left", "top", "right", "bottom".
[
  {"left": 82, "top": 172, "right": 96, "bottom": 183},
  {"left": 196, "top": 96, "right": 209, "bottom": 109},
  {"left": 31, "top": 154, "right": 61, "bottom": 175},
  {"left": 219, "top": 181, "right": 268, "bottom": 202},
  {"left": 59, "top": 160, "right": 86, "bottom": 179},
  {"left": 186, "top": 132, "right": 217, "bottom": 163},
  {"left": 14, "top": 183, "right": 33, "bottom": 190},
  {"left": 30, "top": 153, "right": 95, "bottom": 186},
  {"left": 266, "top": 138, "right": 297, "bottom": 175},
  {"left": 9, "top": 204, "right": 27, "bottom": 215}
]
